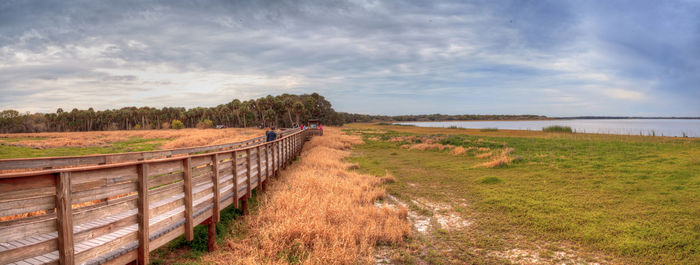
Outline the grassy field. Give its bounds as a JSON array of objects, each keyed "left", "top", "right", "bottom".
[
  {"left": 346, "top": 123, "right": 699, "bottom": 264},
  {"left": 0, "top": 128, "right": 264, "bottom": 159}
]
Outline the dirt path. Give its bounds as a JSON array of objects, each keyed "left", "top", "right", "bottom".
[{"left": 375, "top": 194, "right": 614, "bottom": 265}]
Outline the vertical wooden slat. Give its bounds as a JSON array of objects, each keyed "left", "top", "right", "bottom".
[
  {"left": 183, "top": 157, "right": 194, "bottom": 241},
  {"left": 257, "top": 145, "right": 262, "bottom": 189},
  {"left": 265, "top": 143, "right": 271, "bottom": 181},
  {"left": 232, "top": 151, "right": 239, "bottom": 208},
  {"left": 282, "top": 137, "right": 287, "bottom": 169},
  {"left": 137, "top": 163, "right": 149, "bottom": 265},
  {"left": 275, "top": 141, "right": 279, "bottom": 172},
  {"left": 246, "top": 148, "right": 251, "bottom": 198},
  {"left": 56, "top": 172, "right": 74, "bottom": 265},
  {"left": 212, "top": 154, "right": 220, "bottom": 222}
]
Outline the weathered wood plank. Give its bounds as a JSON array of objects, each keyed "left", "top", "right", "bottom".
[
  {"left": 191, "top": 155, "right": 212, "bottom": 168},
  {"left": 232, "top": 151, "right": 239, "bottom": 209},
  {"left": 71, "top": 166, "right": 137, "bottom": 191},
  {"left": 183, "top": 157, "right": 194, "bottom": 241},
  {"left": 148, "top": 171, "right": 183, "bottom": 189},
  {"left": 55, "top": 172, "right": 74, "bottom": 265},
  {"left": 72, "top": 181, "right": 137, "bottom": 205},
  {"left": 72, "top": 196, "right": 136, "bottom": 226},
  {"left": 246, "top": 149, "right": 251, "bottom": 199},
  {"left": 149, "top": 160, "right": 184, "bottom": 177},
  {"left": 0, "top": 195, "right": 54, "bottom": 217},
  {"left": 0, "top": 238, "right": 56, "bottom": 264},
  {"left": 0, "top": 217, "right": 56, "bottom": 242},
  {"left": 137, "top": 163, "right": 149, "bottom": 265},
  {"left": 257, "top": 146, "right": 262, "bottom": 191},
  {"left": 101, "top": 249, "right": 136, "bottom": 265},
  {"left": 0, "top": 174, "right": 55, "bottom": 196},
  {"left": 74, "top": 229, "right": 137, "bottom": 265},
  {"left": 212, "top": 154, "right": 220, "bottom": 223},
  {"left": 148, "top": 181, "right": 184, "bottom": 205}
]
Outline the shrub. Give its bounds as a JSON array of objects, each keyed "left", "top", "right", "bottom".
[
  {"left": 171, "top": 120, "right": 184, "bottom": 130},
  {"left": 196, "top": 119, "right": 214, "bottom": 129},
  {"left": 161, "top": 122, "right": 170, "bottom": 129},
  {"left": 133, "top": 124, "right": 141, "bottom": 130},
  {"left": 479, "top": 176, "right": 502, "bottom": 184},
  {"left": 542, "top": 125, "right": 573, "bottom": 133},
  {"left": 480, "top": 127, "right": 498, "bottom": 132}
]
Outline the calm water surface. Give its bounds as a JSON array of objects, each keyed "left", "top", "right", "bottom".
[{"left": 396, "top": 119, "right": 700, "bottom": 137}]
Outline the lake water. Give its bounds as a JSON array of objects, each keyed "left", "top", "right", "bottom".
[{"left": 395, "top": 119, "right": 700, "bottom": 137}]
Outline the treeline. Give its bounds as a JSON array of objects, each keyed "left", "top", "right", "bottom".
[
  {"left": 336, "top": 113, "right": 548, "bottom": 123},
  {"left": 0, "top": 93, "right": 342, "bottom": 133},
  {"left": 1, "top": 92, "right": 550, "bottom": 133}
]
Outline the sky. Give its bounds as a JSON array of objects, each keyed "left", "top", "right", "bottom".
[{"left": 1, "top": 0, "right": 699, "bottom": 116}]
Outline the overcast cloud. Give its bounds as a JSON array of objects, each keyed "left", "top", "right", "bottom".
[{"left": 1, "top": 0, "right": 699, "bottom": 116}]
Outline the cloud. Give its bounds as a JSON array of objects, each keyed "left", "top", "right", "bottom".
[
  {"left": 0, "top": 0, "right": 698, "bottom": 116},
  {"left": 603, "top": 89, "right": 645, "bottom": 101}
]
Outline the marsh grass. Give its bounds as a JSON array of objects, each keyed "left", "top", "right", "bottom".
[
  {"left": 199, "top": 128, "right": 410, "bottom": 264},
  {"left": 0, "top": 128, "right": 263, "bottom": 150},
  {"left": 348, "top": 125, "right": 699, "bottom": 264},
  {"left": 0, "top": 137, "right": 168, "bottom": 159},
  {"left": 542, "top": 125, "right": 573, "bottom": 133}
]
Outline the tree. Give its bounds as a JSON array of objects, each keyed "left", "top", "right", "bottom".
[
  {"left": 0, "top": 93, "right": 347, "bottom": 133},
  {"left": 171, "top": 120, "right": 184, "bottom": 129},
  {"left": 293, "top": 101, "right": 305, "bottom": 125}
]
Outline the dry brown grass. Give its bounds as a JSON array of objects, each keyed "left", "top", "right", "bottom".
[
  {"left": 379, "top": 170, "right": 397, "bottom": 184},
  {"left": 405, "top": 143, "right": 455, "bottom": 151},
  {"left": 0, "top": 128, "right": 264, "bottom": 149},
  {"left": 475, "top": 148, "right": 520, "bottom": 168},
  {"left": 475, "top": 152, "right": 493, "bottom": 158},
  {"left": 203, "top": 127, "right": 410, "bottom": 265},
  {"left": 451, "top": 146, "right": 470, "bottom": 155}
]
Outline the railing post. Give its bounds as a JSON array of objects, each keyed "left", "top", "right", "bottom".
[
  {"left": 287, "top": 135, "right": 291, "bottom": 165},
  {"left": 232, "top": 150, "right": 239, "bottom": 209},
  {"left": 265, "top": 143, "right": 271, "bottom": 182},
  {"left": 257, "top": 145, "right": 263, "bottom": 192},
  {"left": 56, "top": 172, "right": 74, "bottom": 265},
  {"left": 244, "top": 148, "right": 251, "bottom": 214},
  {"left": 212, "top": 154, "right": 220, "bottom": 222},
  {"left": 276, "top": 140, "right": 280, "bottom": 173},
  {"left": 183, "top": 157, "right": 194, "bottom": 241},
  {"left": 137, "top": 163, "right": 149, "bottom": 265},
  {"left": 282, "top": 137, "right": 287, "bottom": 169}
]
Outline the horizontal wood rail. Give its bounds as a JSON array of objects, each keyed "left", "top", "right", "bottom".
[
  {"left": 0, "top": 128, "right": 312, "bottom": 265},
  {"left": 0, "top": 128, "right": 301, "bottom": 171}
]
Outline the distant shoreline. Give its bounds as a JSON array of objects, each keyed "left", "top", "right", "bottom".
[
  {"left": 553, "top": 117, "right": 700, "bottom": 120},
  {"left": 390, "top": 117, "right": 700, "bottom": 123}
]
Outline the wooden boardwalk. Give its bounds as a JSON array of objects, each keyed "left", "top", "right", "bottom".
[{"left": 0, "top": 128, "right": 313, "bottom": 265}]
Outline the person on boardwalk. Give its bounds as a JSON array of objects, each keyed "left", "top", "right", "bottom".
[{"left": 266, "top": 127, "right": 277, "bottom": 142}]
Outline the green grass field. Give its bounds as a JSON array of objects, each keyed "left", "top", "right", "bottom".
[
  {"left": 0, "top": 137, "right": 168, "bottom": 159},
  {"left": 346, "top": 124, "right": 699, "bottom": 264}
]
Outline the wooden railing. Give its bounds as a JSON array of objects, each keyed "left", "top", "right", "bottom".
[
  {"left": 0, "top": 128, "right": 311, "bottom": 265},
  {"left": 0, "top": 128, "right": 301, "bottom": 172}
]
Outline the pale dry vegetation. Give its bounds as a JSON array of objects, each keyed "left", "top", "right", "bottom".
[
  {"left": 204, "top": 127, "right": 410, "bottom": 265},
  {"left": 0, "top": 128, "right": 264, "bottom": 149},
  {"left": 475, "top": 147, "right": 521, "bottom": 168}
]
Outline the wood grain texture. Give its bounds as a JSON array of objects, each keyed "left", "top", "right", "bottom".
[
  {"left": 55, "top": 172, "right": 74, "bottom": 265},
  {"left": 212, "top": 154, "right": 220, "bottom": 223},
  {"left": 0, "top": 130, "right": 312, "bottom": 265},
  {"left": 137, "top": 163, "right": 149, "bottom": 265},
  {"left": 183, "top": 157, "right": 194, "bottom": 241}
]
